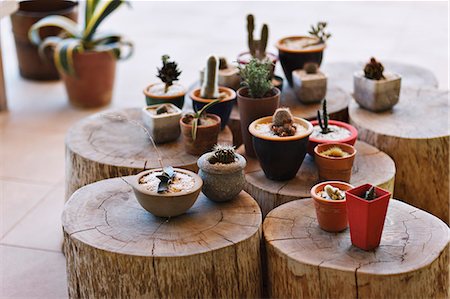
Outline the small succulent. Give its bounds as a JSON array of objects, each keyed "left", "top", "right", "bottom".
[
  {"left": 308, "top": 22, "right": 331, "bottom": 44},
  {"left": 183, "top": 98, "right": 221, "bottom": 141},
  {"left": 156, "top": 166, "right": 175, "bottom": 193},
  {"left": 271, "top": 108, "right": 296, "bottom": 137},
  {"left": 247, "top": 14, "right": 269, "bottom": 60},
  {"left": 239, "top": 58, "right": 273, "bottom": 98},
  {"left": 157, "top": 55, "right": 182, "bottom": 93},
  {"left": 364, "top": 186, "right": 377, "bottom": 201},
  {"left": 320, "top": 146, "right": 349, "bottom": 157},
  {"left": 323, "top": 184, "right": 345, "bottom": 200},
  {"left": 317, "top": 99, "right": 331, "bottom": 134},
  {"left": 364, "top": 57, "right": 385, "bottom": 80},
  {"left": 156, "top": 104, "right": 169, "bottom": 115},
  {"left": 208, "top": 144, "right": 237, "bottom": 164},
  {"left": 304, "top": 62, "right": 318, "bottom": 74}
]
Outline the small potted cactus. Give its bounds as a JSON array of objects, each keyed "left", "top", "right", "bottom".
[
  {"left": 292, "top": 62, "right": 327, "bottom": 104},
  {"left": 308, "top": 99, "right": 358, "bottom": 155},
  {"left": 200, "top": 57, "right": 240, "bottom": 91},
  {"left": 141, "top": 103, "right": 182, "bottom": 144},
  {"left": 314, "top": 143, "right": 356, "bottom": 183},
  {"left": 191, "top": 55, "right": 236, "bottom": 130},
  {"left": 345, "top": 184, "right": 391, "bottom": 250},
  {"left": 237, "top": 59, "right": 281, "bottom": 157},
  {"left": 249, "top": 108, "right": 313, "bottom": 181},
  {"left": 180, "top": 99, "right": 221, "bottom": 156},
  {"left": 353, "top": 58, "right": 401, "bottom": 112},
  {"left": 311, "top": 181, "right": 354, "bottom": 232},
  {"left": 144, "top": 55, "right": 186, "bottom": 109},
  {"left": 197, "top": 144, "right": 247, "bottom": 202},
  {"left": 276, "top": 22, "right": 331, "bottom": 87}
]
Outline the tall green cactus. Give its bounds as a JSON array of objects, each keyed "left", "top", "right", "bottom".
[
  {"left": 247, "top": 14, "right": 268, "bottom": 60},
  {"left": 317, "top": 99, "right": 331, "bottom": 134},
  {"left": 200, "top": 55, "right": 219, "bottom": 99}
]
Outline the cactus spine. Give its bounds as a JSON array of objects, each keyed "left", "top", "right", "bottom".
[
  {"left": 208, "top": 144, "right": 237, "bottom": 164},
  {"left": 317, "top": 99, "right": 331, "bottom": 134},
  {"left": 200, "top": 55, "right": 219, "bottom": 99},
  {"left": 247, "top": 14, "right": 268, "bottom": 60}
]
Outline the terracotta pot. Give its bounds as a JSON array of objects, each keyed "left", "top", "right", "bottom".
[
  {"left": 314, "top": 143, "right": 357, "bottom": 183},
  {"left": 60, "top": 50, "right": 116, "bottom": 108},
  {"left": 143, "top": 82, "right": 186, "bottom": 109},
  {"left": 190, "top": 87, "right": 236, "bottom": 130},
  {"left": 276, "top": 36, "right": 326, "bottom": 87},
  {"left": 308, "top": 120, "right": 358, "bottom": 155},
  {"left": 237, "top": 51, "right": 278, "bottom": 76},
  {"left": 237, "top": 87, "right": 280, "bottom": 157},
  {"left": 311, "top": 181, "right": 354, "bottom": 232},
  {"left": 141, "top": 104, "right": 182, "bottom": 144},
  {"left": 345, "top": 184, "right": 391, "bottom": 250},
  {"left": 11, "top": 0, "right": 78, "bottom": 80},
  {"left": 132, "top": 168, "right": 202, "bottom": 217},
  {"left": 249, "top": 116, "right": 313, "bottom": 181},
  {"left": 180, "top": 114, "right": 221, "bottom": 156}
]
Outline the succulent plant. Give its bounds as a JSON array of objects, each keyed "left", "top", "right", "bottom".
[
  {"left": 239, "top": 58, "right": 273, "bottom": 98},
  {"left": 271, "top": 108, "right": 297, "bottom": 137},
  {"left": 208, "top": 144, "right": 237, "bottom": 164},
  {"left": 304, "top": 62, "right": 318, "bottom": 74},
  {"left": 364, "top": 57, "right": 385, "bottom": 80},
  {"left": 200, "top": 55, "right": 219, "bottom": 99},
  {"left": 247, "top": 14, "right": 268, "bottom": 60},
  {"left": 324, "top": 184, "right": 345, "bottom": 200},
  {"left": 183, "top": 98, "right": 221, "bottom": 141},
  {"left": 155, "top": 104, "right": 169, "bottom": 115},
  {"left": 364, "top": 186, "right": 377, "bottom": 201},
  {"left": 219, "top": 57, "right": 228, "bottom": 70},
  {"left": 320, "top": 146, "right": 349, "bottom": 157},
  {"left": 317, "top": 99, "right": 331, "bottom": 134},
  {"left": 308, "top": 22, "right": 331, "bottom": 44},
  {"left": 157, "top": 55, "right": 182, "bottom": 93},
  {"left": 156, "top": 166, "right": 175, "bottom": 193}
]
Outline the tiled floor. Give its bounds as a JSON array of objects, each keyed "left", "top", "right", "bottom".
[{"left": 0, "top": 2, "right": 448, "bottom": 298}]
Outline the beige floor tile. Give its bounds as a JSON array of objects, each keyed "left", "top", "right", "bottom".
[
  {"left": 0, "top": 179, "right": 53, "bottom": 238},
  {"left": 1, "top": 186, "right": 64, "bottom": 252},
  {"left": 0, "top": 245, "right": 67, "bottom": 299}
]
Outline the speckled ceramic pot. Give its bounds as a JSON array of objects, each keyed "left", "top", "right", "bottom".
[{"left": 197, "top": 152, "right": 246, "bottom": 202}]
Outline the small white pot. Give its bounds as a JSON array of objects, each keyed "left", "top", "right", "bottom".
[
  {"left": 292, "top": 69, "right": 327, "bottom": 104},
  {"left": 353, "top": 71, "right": 401, "bottom": 112},
  {"left": 141, "top": 103, "right": 182, "bottom": 144}
]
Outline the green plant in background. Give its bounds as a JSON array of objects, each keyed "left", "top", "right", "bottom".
[
  {"left": 200, "top": 55, "right": 219, "bottom": 99},
  {"left": 364, "top": 57, "right": 385, "bottom": 80},
  {"left": 247, "top": 14, "right": 268, "bottom": 60},
  {"left": 364, "top": 186, "right": 377, "bottom": 201},
  {"left": 183, "top": 99, "right": 221, "bottom": 141},
  {"left": 156, "top": 166, "right": 175, "bottom": 193},
  {"left": 239, "top": 58, "right": 273, "bottom": 98},
  {"left": 219, "top": 57, "right": 228, "bottom": 70},
  {"left": 309, "top": 22, "right": 332, "bottom": 44},
  {"left": 157, "top": 55, "right": 181, "bottom": 93},
  {"left": 317, "top": 99, "right": 332, "bottom": 134},
  {"left": 29, "top": 0, "right": 133, "bottom": 76},
  {"left": 208, "top": 144, "right": 237, "bottom": 164}
]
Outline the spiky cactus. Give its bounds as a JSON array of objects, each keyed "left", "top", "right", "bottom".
[
  {"left": 317, "top": 99, "right": 331, "bottom": 134},
  {"left": 157, "top": 55, "right": 182, "bottom": 93},
  {"left": 208, "top": 144, "right": 237, "bottom": 164},
  {"left": 271, "top": 108, "right": 297, "bottom": 137},
  {"left": 239, "top": 58, "right": 273, "bottom": 98},
  {"left": 304, "top": 62, "right": 318, "bottom": 74},
  {"left": 364, "top": 57, "right": 385, "bottom": 80},
  {"left": 200, "top": 55, "right": 219, "bottom": 99},
  {"left": 247, "top": 14, "right": 268, "bottom": 60},
  {"left": 364, "top": 186, "right": 377, "bottom": 201},
  {"left": 324, "top": 184, "right": 345, "bottom": 200}
]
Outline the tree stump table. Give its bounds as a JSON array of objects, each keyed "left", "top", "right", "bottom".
[
  {"left": 62, "top": 177, "right": 262, "bottom": 299},
  {"left": 322, "top": 61, "right": 439, "bottom": 94},
  {"left": 264, "top": 198, "right": 449, "bottom": 299},
  {"left": 240, "top": 141, "right": 396, "bottom": 217},
  {"left": 349, "top": 88, "right": 449, "bottom": 224},
  {"left": 65, "top": 108, "right": 233, "bottom": 199}
]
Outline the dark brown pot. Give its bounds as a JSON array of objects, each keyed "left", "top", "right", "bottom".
[
  {"left": 237, "top": 87, "right": 280, "bottom": 157},
  {"left": 179, "top": 114, "right": 221, "bottom": 156},
  {"left": 11, "top": 0, "right": 78, "bottom": 80},
  {"left": 60, "top": 51, "right": 117, "bottom": 108}
]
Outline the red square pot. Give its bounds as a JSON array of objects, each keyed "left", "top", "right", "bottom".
[{"left": 345, "top": 184, "right": 391, "bottom": 250}]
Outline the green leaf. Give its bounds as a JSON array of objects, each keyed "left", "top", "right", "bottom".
[
  {"left": 53, "top": 38, "right": 82, "bottom": 76},
  {"left": 192, "top": 118, "right": 198, "bottom": 141},
  {"left": 38, "top": 36, "right": 63, "bottom": 60},
  {"left": 29, "top": 16, "right": 80, "bottom": 45},
  {"left": 85, "top": 0, "right": 101, "bottom": 27},
  {"left": 92, "top": 40, "right": 133, "bottom": 60}
]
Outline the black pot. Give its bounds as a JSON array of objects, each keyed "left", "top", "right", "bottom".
[
  {"left": 249, "top": 116, "right": 313, "bottom": 181},
  {"left": 276, "top": 36, "right": 325, "bottom": 87}
]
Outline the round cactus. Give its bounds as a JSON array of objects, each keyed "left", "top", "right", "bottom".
[
  {"left": 271, "top": 108, "right": 296, "bottom": 137},
  {"left": 304, "top": 62, "right": 318, "bottom": 74},
  {"left": 364, "top": 57, "right": 385, "bottom": 80},
  {"left": 208, "top": 144, "right": 237, "bottom": 164}
]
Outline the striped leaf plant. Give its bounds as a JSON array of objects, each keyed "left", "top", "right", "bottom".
[{"left": 29, "top": 0, "right": 133, "bottom": 76}]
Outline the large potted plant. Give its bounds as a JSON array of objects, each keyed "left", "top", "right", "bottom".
[
  {"left": 191, "top": 56, "right": 236, "bottom": 130},
  {"left": 144, "top": 55, "right": 185, "bottom": 109},
  {"left": 29, "top": 0, "right": 133, "bottom": 108},
  {"left": 237, "top": 58, "right": 280, "bottom": 157},
  {"left": 249, "top": 108, "right": 313, "bottom": 180},
  {"left": 276, "top": 22, "right": 331, "bottom": 87},
  {"left": 354, "top": 57, "right": 401, "bottom": 112},
  {"left": 11, "top": 0, "right": 78, "bottom": 80},
  {"left": 345, "top": 184, "right": 391, "bottom": 250}
]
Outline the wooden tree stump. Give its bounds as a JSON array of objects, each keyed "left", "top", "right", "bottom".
[
  {"left": 322, "top": 61, "right": 439, "bottom": 94},
  {"left": 240, "top": 141, "right": 396, "bottom": 217},
  {"left": 349, "top": 88, "right": 449, "bottom": 224},
  {"left": 65, "top": 108, "right": 232, "bottom": 199},
  {"left": 264, "top": 198, "right": 449, "bottom": 299},
  {"left": 62, "top": 177, "right": 262, "bottom": 299}
]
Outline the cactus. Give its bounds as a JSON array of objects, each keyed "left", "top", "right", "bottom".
[
  {"left": 271, "top": 108, "right": 297, "bottom": 137},
  {"left": 156, "top": 166, "right": 175, "bottom": 193},
  {"left": 364, "top": 186, "right": 377, "bottom": 201},
  {"left": 239, "top": 58, "right": 273, "bottom": 98},
  {"left": 304, "top": 62, "right": 318, "bottom": 74},
  {"left": 219, "top": 57, "right": 228, "bottom": 70},
  {"left": 200, "top": 55, "right": 220, "bottom": 99},
  {"left": 364, "top": 57, "right": 385, "bottom": 80},
  {"left": 247, "top": 14, "right": 268, "bottom": 60},
  {"left": 208, "top": 144, "right": 237, "bottom": 164},
  {"left": 320, "top": 146, "right": 349, "bottom": 157},
  {"left": 317, "top": 99, "right": 331, "bottom": 134},
  {"left": 157, "top": 55, "right": 182, "bottom": 93},
  {"left": 324, "top": 185, "right": 345, "bottom": 200}
]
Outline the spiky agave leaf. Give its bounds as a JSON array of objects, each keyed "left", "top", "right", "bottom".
[
  {"left": 83, "top": 0, "right": 128, "bottom": 41},
  {"left": 53, "top": 38, "right": 83, "bottom": 76},
  {"left": 29, "top": 16, "right": 81, "bottom": 45}
]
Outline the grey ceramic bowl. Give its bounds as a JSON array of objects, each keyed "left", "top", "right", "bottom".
[{"left": 132, "top": 168, "right": 203, "bottom": 217}]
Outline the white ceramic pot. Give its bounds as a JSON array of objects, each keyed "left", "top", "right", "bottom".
[
  {"left": 292, "top": 69, "right": 327, "bottom": 104},
  {"left": 141, "top": 103, "right": 182, "bottom": 144}
]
